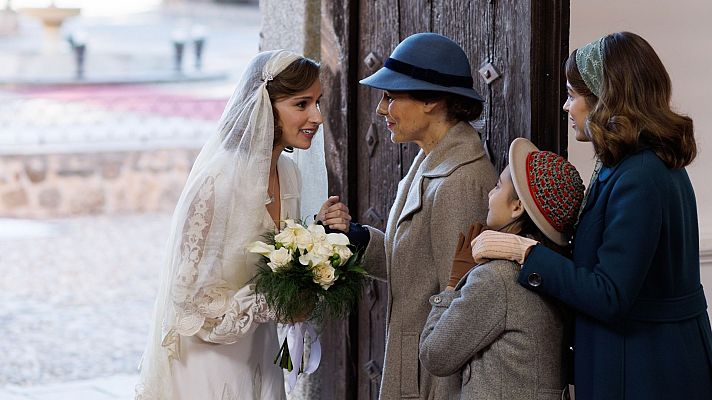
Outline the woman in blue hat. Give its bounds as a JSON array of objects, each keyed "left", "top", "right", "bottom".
[
  {"left": 472, "top": 31, "right": 712, "bottom": 399},
  {"left": 322, "top": 32, "right": 498, "bottom": 399}
]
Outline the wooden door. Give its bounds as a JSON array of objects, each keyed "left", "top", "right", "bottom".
[{"left": 320, "top": 1, "right": 569, "bottom": 398}]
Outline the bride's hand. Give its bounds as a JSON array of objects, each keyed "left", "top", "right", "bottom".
[{"left": 317, "top": 196, "right": 352, "bottom": 233}]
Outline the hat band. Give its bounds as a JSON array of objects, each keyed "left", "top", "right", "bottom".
[{"left": 384, "top": 57, "right": 474, "bottom": 89}]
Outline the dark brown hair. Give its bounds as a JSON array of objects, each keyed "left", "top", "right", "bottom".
[
  {"left": 566, "top": 32, "right": 696, "bottom": 168},
  {"left": 267, "top": 57, "right": 321, "bottom": 148},
  {"left": 406, "top": 90, "right": 483, "bottom": 122}
]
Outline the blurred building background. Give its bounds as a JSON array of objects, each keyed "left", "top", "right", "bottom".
[
  {"left": 0, "top": 1, "right": 261, "bottom": 399},
  {"left": 1, "top": 0, "right": 710, "bottom": 399}
]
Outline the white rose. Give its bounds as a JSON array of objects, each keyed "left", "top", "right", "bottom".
[
  {"left": 333, "top": 244, "right": 353, "bottom": 266},
  {"left": 326, "top": 232, "right": 350, "bottom": 247},
  {"left": 299, "top": 241, "right": 332, "bottom": 266},
  {"left": 307, "top": 223, "right": 327, "bottom": 247},
  {"left": 247, "top": 241, "right": 275, "bottom": 257},
  {"left": 267, "top": 247, "right": 292, "bottom": 271},
  {"left": 274, "top": 220, "right": 311, "bottom": 250},
  {"left": 312, "top": 262, "right": 337, "bottom": 290}
]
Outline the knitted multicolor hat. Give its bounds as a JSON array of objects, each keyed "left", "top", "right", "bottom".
[{"left": 509, "top": 138, "right": 585, "bottom": 246}]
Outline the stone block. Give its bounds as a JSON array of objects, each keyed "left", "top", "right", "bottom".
[
  {"left": 68, "top": 188, "right": 106, "bottom": 214},
  {"left": 24, "top": 156, "right": 48, "bottom": 183},
  {"left": 100, "top": 153, "right": 127, "bottom": 180},
  {"left": 101, "top": 162, "right": 123, "bottom": 180},
  {"left": 38, "top": 188, "right": 61, "bottom": 209},
  {"left": 57, "top": 155, "right": 96, "bottom": 177},
  {"left": 2, "top": 189, "right": 29, "bottom": 208}
]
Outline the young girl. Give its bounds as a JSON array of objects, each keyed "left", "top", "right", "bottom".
[{"left": 419, "top": 138, "right": 584, "bottom": 400}]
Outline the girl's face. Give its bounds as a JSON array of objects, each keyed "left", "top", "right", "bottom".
[
  {"left": 563, "top": 81, "right": 592, "bottom": 142},
  {"left": 376, "top": 91, "right": 428, "bottom": 145},
  {"left": 273, "top": 79, "right": 323, "bottom": 150},
  {"left": 486, "top": 167, "right": 524, "bottom": 230}
]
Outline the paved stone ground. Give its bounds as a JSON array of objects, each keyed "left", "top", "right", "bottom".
[
  {"left": 0, "top": 213, "right": 171, "bottom": 389},
  {"left": 0, "top": 5, "right": 256, "bottom": 389},
  {"left": 0, "top": 3, "right": 332, "bottom": 398}
]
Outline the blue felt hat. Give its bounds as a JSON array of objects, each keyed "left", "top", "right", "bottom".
[{"left": 359, "top": 32, "right": 484, "bottom": 102}]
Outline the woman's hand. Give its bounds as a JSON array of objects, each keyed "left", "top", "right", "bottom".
[
  {"left": 317, "top": 196, "right": 352, "bottom": 233},
  {"left": 447, "top": 223, "right": 486, "bottom": 289},
  {"left": 470, "top": 230, "right": 538, "bottom": 265}
]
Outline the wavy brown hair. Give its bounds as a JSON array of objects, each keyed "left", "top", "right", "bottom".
[
  {"left": 566, "top": 31, "right": 696, "bottom": 168},
  {"left": 267, "top": 57, "right": 321, "bottom": 148}
]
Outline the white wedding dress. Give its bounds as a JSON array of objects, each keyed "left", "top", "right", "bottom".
[{"left": 165, "top": 155, "right": 300, "bottom": 400}]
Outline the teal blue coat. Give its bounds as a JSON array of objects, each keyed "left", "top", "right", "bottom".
[{"left": 519, "top": 149, "right": 712, "bottom": 400}]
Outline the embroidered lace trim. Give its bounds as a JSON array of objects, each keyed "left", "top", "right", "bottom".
[{"left": 161, "top": 175, "right": 275, "bottom": 356}]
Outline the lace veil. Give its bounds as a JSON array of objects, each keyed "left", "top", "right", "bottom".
[{"left": 136, "top": 50, "right": 327, "bottom": 398}]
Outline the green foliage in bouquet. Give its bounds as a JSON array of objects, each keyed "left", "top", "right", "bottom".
[{"left": 249, "top": 219, "right": 368, "bottom": 323}]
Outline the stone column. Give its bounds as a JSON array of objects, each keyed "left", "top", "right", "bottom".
[
  {"left": 260, "top": 0, "right": 323, "bottom": 400},
  {"left": 260, "top": 1, "right": 323, "bottom": 398},
  {"left": 259, "top": 0, "right": 320, "bottom": 60}
]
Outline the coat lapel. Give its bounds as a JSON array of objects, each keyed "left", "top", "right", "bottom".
[
  {"left": 397, "top": 167, "right": 425, "bottom": 227},
  {"left": 395, "top": 121, "right": 488, "bottom": 227},
  {"left": 580, "top": 162, "right": 616, "bottom": 216},
  {"left": 388, "top": 152, "right": 424, "bottom": 241}
]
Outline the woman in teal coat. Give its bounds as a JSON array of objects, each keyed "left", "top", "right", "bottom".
[{"left": 472, "top": 31, "right": 712, "bottom": 399}]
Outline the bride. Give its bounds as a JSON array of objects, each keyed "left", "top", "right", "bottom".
[{"left": 135, "top": 50, "right": 350, "bottom": 400}]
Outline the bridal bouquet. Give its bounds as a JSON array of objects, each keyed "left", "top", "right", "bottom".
[{"left": 248, "top": 219, "right": 367, "bottom": 389}]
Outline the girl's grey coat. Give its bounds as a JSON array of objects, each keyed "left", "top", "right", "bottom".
[
  {"left": 420, "top": 259, "right": 567, "bottom": 400},
  {"left": 363, "top": 122, "right": 497, "bottom": 400}
]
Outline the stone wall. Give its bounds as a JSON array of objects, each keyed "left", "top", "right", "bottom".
[
  {"left": 259, "top": 0, "right": 320, "bottom": 60},
  {"left": 0, "top": 149, "right": 199, "bottom": 218},
  {"left": 259, "top": 1, "right": 323, "bottom": 397}
]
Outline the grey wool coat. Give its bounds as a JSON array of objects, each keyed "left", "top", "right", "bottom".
[
  {"left": 363, "top": 121, "right": 498, "bottom": 400},
  {"left": 420, "top": 259, "right": 568, "bottom": 400}
]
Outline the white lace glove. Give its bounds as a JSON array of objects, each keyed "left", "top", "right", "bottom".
[{"left": 470, "top": 230, "right": 538, "bottom": 264}]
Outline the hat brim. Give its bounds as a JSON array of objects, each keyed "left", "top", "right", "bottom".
[
  {"left": 359, "top": 66, "right": 484, "bottom": 102},
  {"left": 509, "top": 138, "right": 568, "bottom": 246}
]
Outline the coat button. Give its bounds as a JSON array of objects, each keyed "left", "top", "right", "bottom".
[
  {"left": 527, "top": 272, "right": 542, "bottom": 287},
  {"left": 462, "top": 363, "right": 472, "bottom": 384},
  {"left": 432, "top": 296, "right": 442, "bottom": 304}
]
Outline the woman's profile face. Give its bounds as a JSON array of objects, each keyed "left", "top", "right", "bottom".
[
  {"left": 376, "top": 91, "right": 428, "bottom": 145},
  {"left": 273, "top": 79, "right": 323, "bottom": 150},
  {"left": 486, "top": 167, "right": 521, "bottom": 230},
  {"left": 563, "top": 81, "right": 592, "bottom": 142}
]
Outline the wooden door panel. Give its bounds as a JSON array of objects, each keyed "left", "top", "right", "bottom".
[
  {"left": 319, "top": 1, "right": 569, "bottom": 398},
  {"left": 487, "top": 1, "right": 534, "bottom": 170},
  {"left": 356, "top": 0, "right": 400, "bottom": 398}
]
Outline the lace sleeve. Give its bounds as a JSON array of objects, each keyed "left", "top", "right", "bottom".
[
  {"left": 171, "top": 176, "right": 274, "bottom": 344},
  {"left": 195, "top": 285, "right": 276, "bottom": 344}
]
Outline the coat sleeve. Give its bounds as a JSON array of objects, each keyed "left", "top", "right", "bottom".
[
  {"left": 518, "top": 167, "right": 663, "bottom": 323},
  {"left": 362, "top": 225, "right": 387, "bottom": 281},
  {"left": 420, "top": 263, "right": 507, "bottom": 376},
  {"left": 429, "top": 169, "right": 491, "bottom": 290}
]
